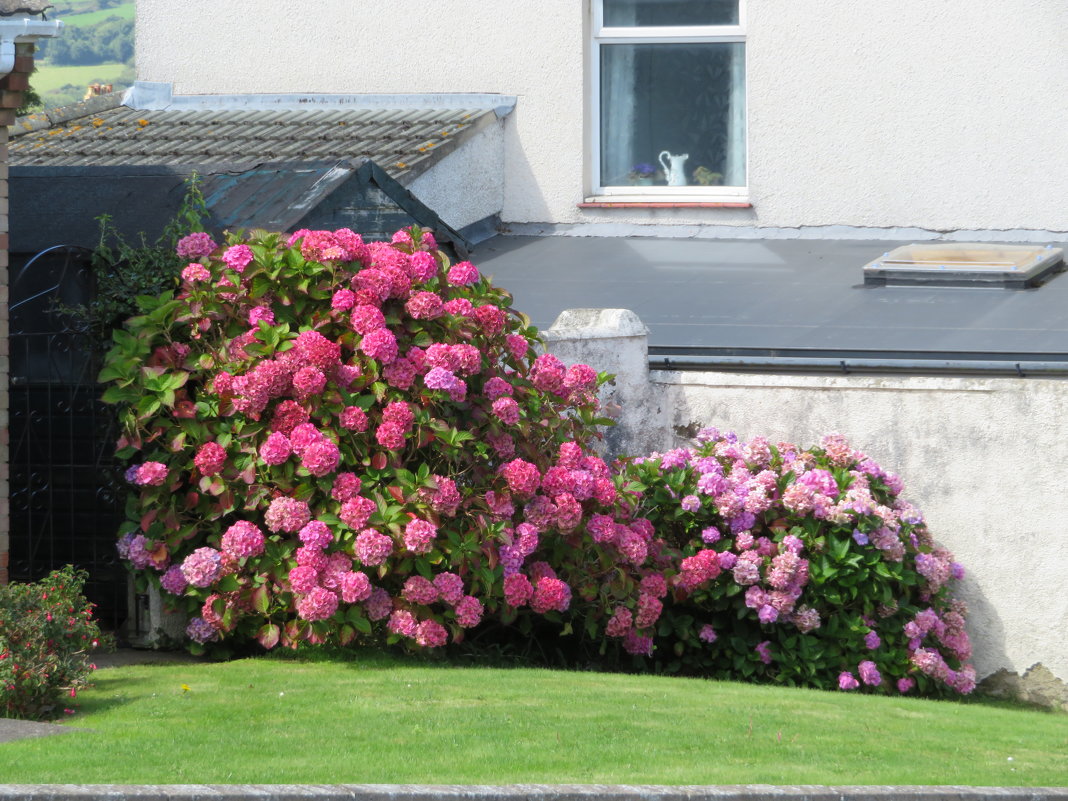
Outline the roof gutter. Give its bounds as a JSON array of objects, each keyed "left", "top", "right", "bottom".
[
  {"left": 0, "top": 16, "right": 62, "bottom": 78},
  {"left": 648, "top": 354, "right": 1068, "bottom": 378}
]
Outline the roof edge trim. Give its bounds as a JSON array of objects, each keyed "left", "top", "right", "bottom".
[{"left": 124, "top": 81, "right": 517, "bottom": 118}]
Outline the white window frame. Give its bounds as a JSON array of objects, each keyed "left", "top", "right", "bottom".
[{"left": 587, "top": 0, "right": 749, "bottom": 203}]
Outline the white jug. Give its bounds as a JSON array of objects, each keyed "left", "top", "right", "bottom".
[{"left": 659, "top": 150, "right": 690, "bottom": 186}]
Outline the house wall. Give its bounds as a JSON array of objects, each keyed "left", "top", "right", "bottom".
[
  {"left": 135, "top": 0, "right": 1068, "bottom": 235},
  {"left": 544, "top": 310, "right": 1068, "bottom": 709}
]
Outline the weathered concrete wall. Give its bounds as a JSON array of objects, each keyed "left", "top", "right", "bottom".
[
  {"left": 134, "top": 0, "right": 1068, "bottom": 234},
  {"left": 545, "top": 310, "right": 1068, "bottom": 708}
]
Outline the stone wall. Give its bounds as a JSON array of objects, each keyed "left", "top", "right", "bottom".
[{"left": 545, "top": 308, "right": 1068, "bottom": 709}]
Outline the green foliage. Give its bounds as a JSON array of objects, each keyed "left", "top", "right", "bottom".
[
  {"left": 0, "top": 566, "right": 109, "bottom": 720},
  {"left": 58, "top": 174, "right": 209, "bottom": 344},
  {"left": 35, "top": 16, "right": 133, "bottom": 66}
]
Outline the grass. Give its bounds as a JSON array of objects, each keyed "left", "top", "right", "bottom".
[
  {"left": 3, "top": 651, "right": 1067, "bottom": 785},
  {"left": 29, "top": 61, "right": 128, "bottom": 96},
  {"left": 53, "top": 2, "right": 134, "bottom": 27}
]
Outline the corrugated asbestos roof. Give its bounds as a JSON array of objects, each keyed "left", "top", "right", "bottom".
[{"left": 10, "top": 94, "right": 492, "bottom": 181}]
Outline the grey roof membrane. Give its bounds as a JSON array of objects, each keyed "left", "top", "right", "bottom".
[
  {"left": 475, "top": 236, "right": 1068, "bottom": 360},
  {"left": 10, "top": 96, "right": 492, "bottom": 181}
]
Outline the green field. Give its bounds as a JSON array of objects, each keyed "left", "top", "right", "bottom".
[
  {"left": 3, "top": 652, "right": 1068, "bottom": 785},
  {"left": 54, "top": 2, "right": 133, "bottom": 27},
  {"left": 31, "top": 61, "right": 128, "bottom": 95}
]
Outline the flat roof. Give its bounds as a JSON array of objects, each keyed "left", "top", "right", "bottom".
[{"left": 475, "top": 235, "right": 1068, "bottom": 368}]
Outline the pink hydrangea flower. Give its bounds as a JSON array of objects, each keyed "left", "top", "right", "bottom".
[
  {"left": 339, "top": 496, "right": 376, "bottom": 530},
  {"left": 530, "top": 577, "right": 571, "bottom": 614},
  {"left": 193, "top": 442, "right": 226, "bottom": 476},
  {"left": 222, "top": 244, "right": 254, "bottom": 273},
  {"left": 447, "top": 260, "right": 479, "bottom": 285},
  {"left": 181, "top": 262, "right": 211, "bottom": 283},
  {"left": 331, "top": 473, "right": 362, "bottom": 503},
  {"left": 503, "top": 573, "right": 533, "bottom": 607},
  {"left": 388, "top": 609, "right": 419, "bottom": 638},
  {"left": 402, "top": 576, "right": 439, "bottom": 605},
  {"left": 500, "top": 459, "right": 541, "bottom": 497},
  {"left": 354, "top": 528, "right": 393, "bottom": 566},
  {"left": 288, "top": 565, "right": 319, "bottom": 593},
  {"left": 563, "top": 364, "right": 597, "bottom": 392},
  {"left": 699, "top": 624, "right": 718, "bottom": 644},
  {"left": 340, "top": 570, "right": 372, "bottom": 603},
  {"left": 405, "top": 291, "right": 444, "bottom": 320},
  {"left": 530, "top": 353, "right": 566, "bottom": 394},
  {"left": 433, "top": 572, "right": 465, "bottom": 605},
  {"left": 755, "top": 641, "right": 773, "bottom": 665},
  {"left": 350, "top": 304, "right": 386, "bottom": 335},
  {"left": 160, "top": 565, "right": 188, "bottom": 595},
  {"left": 838, "top": 671, "right": 860, "bottom": 690},
  {"left": 270, "top": 400, "right": 308, "bottom": 434},
  {"left": 221, "top": 520, "right": 265, "bottom": 560},
  {"left": 472, "top": 304, "right": 506, "bottom": 336},
  {"left": 181, "top": 547, "right": 222, "bottom": 588},
  {"left": 492, "top": 397, "right": 520, "bottom": 426},
  {"left": 360, "top": 327, "right": 398, "bottom": 363},
  {"left": 408, "top": 250, "right": 438, "bottom": 282},
  {"left": 858, "top": 660, "right": 882, "bottom": 686},
  {"left": 259, "top": 432, "right": 292, "bottom": 466},
  {"left": 301, "top": 438, "right": 340, "bottom": 477},
  {"left": 455, "top": 596, "right": 484, "bottom": 628},
  {"left": 415, "top": 619, "right": 448, "bottom": 648},
  {"left": 505, "top": 334, "right": 529, "bottom": 361},
  {"left": 339, "top": 406, "right": 369, "bottom": 432},
  {"left": 176, "top": 232, "right": 217, "bottom": 258},
  {"left": 375, "top": 422, "right": 407, "bottom": 450},
  {"left": 331, "top": 288, "right": 356, "bottom": 311},
  {"left": 264, "top": 496, "right": 311, "bottom": 533},
  {"left": 296, "top": 587, "right": 339, "bottom": 621},
  {"left": 606, "top": 606, "right": 633, "bottom": 638},
  {"left": 444, "top": 297, "right": 473, "bottom": 315},
  {"left": 403, "top": 519, "right": 437, "bottom": 554},
  {"left": 299, "top": 520, "right": 334, "bottom": 549},
  {"left": 364, "top": 587, "right": 392, "bottom": 620},
  {"left": 383, "top": 357, "right": 416, "bottom": 390},
  {"left": 136, "top": 461, "right": 168, "bottom": 486}
]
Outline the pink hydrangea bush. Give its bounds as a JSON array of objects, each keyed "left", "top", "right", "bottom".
[
  {"left": 102, "top": 226, "right": 651, "bottom": 656},
  {"left": 620, "top": 429, "right": 975, "bottom": 696}
]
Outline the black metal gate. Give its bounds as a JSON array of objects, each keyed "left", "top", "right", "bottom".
[{"left": 8, "top": 245, "right": 128, "bottom": 631}]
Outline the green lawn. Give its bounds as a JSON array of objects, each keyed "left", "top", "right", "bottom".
[
  {"left": 54, "top": 3, "right": 134, "bottom": 27},
  {"left": 3, "top": 652, "right": 1067, "bottom": 785},
  {"left": 30, "top": 61, "right": 128, "bottom": 95}
]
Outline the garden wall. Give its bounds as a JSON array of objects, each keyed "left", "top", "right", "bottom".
[{"left": 545, "top": 309, "right": 1068, "bottom": 709}]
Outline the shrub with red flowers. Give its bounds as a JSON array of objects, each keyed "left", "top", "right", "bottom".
[
  {"left": 0, "top": 566, "right": 106, "bottom": 720},
  {"left": 101, "top": 226, "right": 650, "bottom": 656},
  {"left": 620, "top": 429, "right": 975, "bottom": 696}
]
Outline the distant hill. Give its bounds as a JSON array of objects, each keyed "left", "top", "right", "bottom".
[{"left": 28, "top": 0, "right": 135, "bottom": 110}]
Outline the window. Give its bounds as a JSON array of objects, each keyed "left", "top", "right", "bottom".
[{"left": 590, "top": 0, "right": 747, "bottom": 201}]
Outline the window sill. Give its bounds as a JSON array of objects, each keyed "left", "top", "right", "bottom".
[{"left": 579, "top": 200, "right": 752, "bottom": 209}]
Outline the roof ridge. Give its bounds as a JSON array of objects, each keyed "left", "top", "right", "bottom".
[{"left": 13, "top": 92, "right": 124, "bottom": 137}]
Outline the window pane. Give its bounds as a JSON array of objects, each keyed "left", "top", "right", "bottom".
[
  {"left": 600, "top": 42, "right": 746, "bottom": 188},
  {"left": 603, "top": 0, "right": 739, "bottom": 27}
]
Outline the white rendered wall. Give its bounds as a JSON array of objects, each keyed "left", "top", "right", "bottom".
[
  {"left": 135, "top": 1, "right": 1068, "bottom": 232},
  {"left": 544, "top": 311, "right": 1068, "bottom": 705}
]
